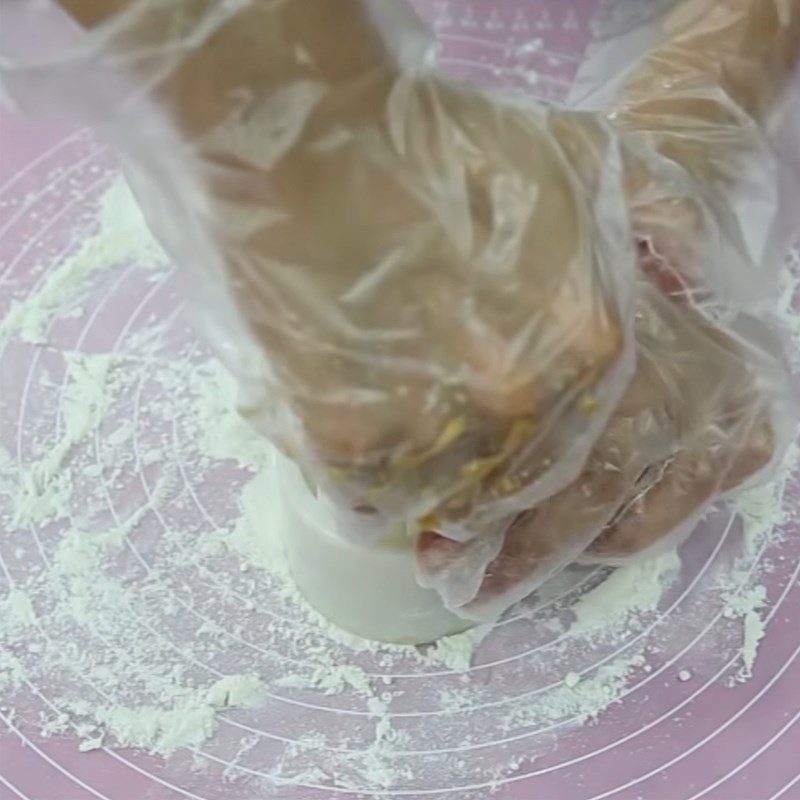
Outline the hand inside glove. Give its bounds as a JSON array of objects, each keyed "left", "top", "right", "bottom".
[{"left": 51, "top": 0, "right": 798, "bottom": 621}]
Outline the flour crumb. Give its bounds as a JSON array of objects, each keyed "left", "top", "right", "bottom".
[
  {"left": 96, "top": 704, "right": 217, "bottom": 756},
  {"left": 3, "top": 589, "right": 37, "bottom": 629},
  {"left": 571, "top": 550, "right": 680, "bottom": 637},
  {"left": 741, "top": 611, "right": 766, "bottom": 677},
  {"left": 564, "top": 671, "right": 581, "bottom": 689},
  {"left": 503, "top": 653, "right": 647, "bottom": 731},
  {"left": 205, "top": 675, "right": 265, "bottom": 709},
  {"left": 0, "top": 177, "right": 166, "bottom": 346},
  {"left": 78, "top": 734, "right": 105, "bottom": 752},
  {"left": 418, "top": 624, "right": 490, "bottom": 672},
  {"left": 724, "top": 585, "right": 768, "bottom": 679},
  {"left": 277, "top": 660, "right": 374, "bottom": 698}
]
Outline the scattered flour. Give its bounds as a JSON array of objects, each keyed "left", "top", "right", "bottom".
[
  {"left": 416, "top": 624, "right": 490, "bottom": 672},
  {"left": 724, "top": 584, "right": 769, "bottom": 679},
  {"left": 205, "top": 674, "right": 266, "bottom": 708},
  {"left": 187, "top": 359, "right": 274, "bottom": 470},
  {"left": 2, "top": 588, "right": 37, "bottom": 629},
  {"left": 501, "top": 651, "right": 648, "bottom": 731},
  {"left": 12, "top": 352, "right": 122, "bottom": 526},
  {"left": 93, "top": 675, "right": 266, "bottom": 756},
  {"left": 95, "top": 704, "right": 217, "bottom": 756},
  {"left": 0, "top": 174, "right": 797, "bottom": 799},
  {"left": 570, "top": 549, "right": 681, "bottom": 638},
  {"left": 564, "top": 671, "right": 581, "bottom": 689},
  {"left": 735, "top": 450, "right": 796, "bottom": 557},
  {"left": 0, "top": 178, "right": 166, "bottom": 347}
]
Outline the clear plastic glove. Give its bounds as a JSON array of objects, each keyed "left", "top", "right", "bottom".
[
  {"left": 2, "top": 0, "right": 797, "bottom": 622},
  {"left": 3, "top": 0, "right": 638, "bottom": 539},
  {"left": 417, "top": 279, "right": 785, "bottom": 618},
  {"left": 417, "top": 0, "right": 800, "bottom": 617}
]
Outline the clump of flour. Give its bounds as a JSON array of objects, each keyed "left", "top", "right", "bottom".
[
  {"left": 570, "top": 550, "right": 680, "bottom": 638},
  {"left": 0, "top": 178, "right": 166, "bottom": 347}
]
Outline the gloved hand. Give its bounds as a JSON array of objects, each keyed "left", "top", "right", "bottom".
[
  {"left": 417, "top": 0, "right": 799, "bottom": 617},
  {"left": 8, "top": 0, "right": 795, "bottom": 622},
  {"left": 32, "top": 0, "right": 636, "bottom": 544},
  {"left": 417, "top": 271, "right": 780, "bottom": 618}
]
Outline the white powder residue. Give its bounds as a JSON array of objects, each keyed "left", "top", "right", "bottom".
[
  {"left": 0, "top": 174, "right": 797, "bottom": 799},
  {"left": 188, "top": 359, "right": 274, "bottom": 470},
  {"left": 502, "top": 651, "right": 647, "bottom": 732},
  {"left": 227, "top": 469, "right": 288, "bottom": 575},
  {"left": 88, "top": 673, "right": 273, "bottom": 757},
  {"left": 438, "top": 686, "right": 477, "bottom": 713},
  {"left": 416, "top": 624, "right": 490, "bottom": 672},
  {"left": 205, "top": 674, "right": 266, "bottom": 709},
  {"left": 735, "top": 444, "right": 796, "bottom": 557},
  {"left": 564, "top": 671, "right": 581, "bottom": 688},
  {"left": 724, "top": 584, "right": 768, "bottom": 679},
  {"left": 277, "top": 661, "right": 375, "bottom": 698},
  {"left": 96, "top": 704, "right": 217, "bottom": 756},
  {"left": 3, "top": 588, "right": 37, "bottom": 629},
  {"left": 741, "top": 611, "right": 766, "bottom": 676},
  {"left": 570, "top": 549, "right": 680, "bottom": 637},
  {"left": 78, "top": 734, "right": 106, "bottom": 752},
  {"left": 62, "top": 353, "right": 116, "bottom": 440},
  {"left": 0, "top": 178, "right": 167, "bottom": 347},
  {"left": 11, "top": 352, "right": 122, "bottom": 526}
]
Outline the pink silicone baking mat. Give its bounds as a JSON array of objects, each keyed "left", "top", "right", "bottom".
[{"left": 1, "top": 2, "right": 799, "bottom": 799}]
